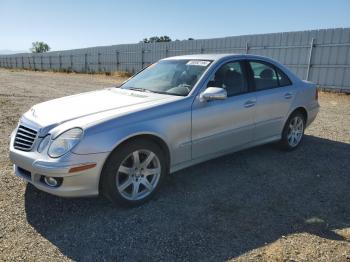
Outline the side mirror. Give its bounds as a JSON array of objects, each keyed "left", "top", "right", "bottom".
[{"left": 199, "top": 87, "right": 227, "bottom": 102}]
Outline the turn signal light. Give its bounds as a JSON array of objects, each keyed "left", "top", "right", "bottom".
[{"left": 69, "top": 163, "right": 96, "bottom": 173}]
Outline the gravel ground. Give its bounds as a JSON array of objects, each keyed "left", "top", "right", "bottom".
[{"left": 0, "top": 68, "right": 349, "bottom": 261}]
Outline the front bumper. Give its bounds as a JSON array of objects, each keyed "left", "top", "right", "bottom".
[{"left": 9, "top": 131, "right": 110, "bottom": 197}]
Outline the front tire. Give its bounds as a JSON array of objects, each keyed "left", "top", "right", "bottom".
[
  {"left": 280, "top": 111, "right": 305, "bottom": 150},
  {"left": 101, "top": 139, "right": 167, "bottom": 207}
]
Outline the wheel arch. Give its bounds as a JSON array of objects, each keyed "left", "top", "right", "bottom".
[
  {"left": 282, "top": 106, "right": 308, "bottom": 137},
  {"left": 289, "top": 106, "right": 308, "bottom": 124},
  {"left": 98, "top": 133, "right": 171, "bottom": 193}
]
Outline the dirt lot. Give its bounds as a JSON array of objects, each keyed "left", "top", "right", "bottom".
[{"left": 0, "top": 68, "right": 350, "bottom": 261}]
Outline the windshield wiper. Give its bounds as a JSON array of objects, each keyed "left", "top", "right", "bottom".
[
  {"left": 127, "top": 87, "right": 184, "bottom": 96},
  {"left": 127, "top": 87, "right": 151, "bottom": 93},
  {"left": 128, "top": 87, "right": 165, "bottom": 95}
]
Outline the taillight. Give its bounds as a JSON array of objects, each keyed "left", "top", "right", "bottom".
[{"left": 315, "top": 87, "right": 318, "bottom": 101}]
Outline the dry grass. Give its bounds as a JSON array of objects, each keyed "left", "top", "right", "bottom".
[{"left": 7, "top": 67, "right": 132, "bottom": 79}]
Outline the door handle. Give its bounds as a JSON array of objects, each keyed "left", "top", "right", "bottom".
[
  {"left": 244, "top": 100, "right": 256, "bottom": 108},
  {"left": 284, "top": 93, "right": 293, "bottom": 99}
]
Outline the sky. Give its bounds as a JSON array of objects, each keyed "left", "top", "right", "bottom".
[{"left": 0, "top": 0, "right": 349, "bottom": 53}]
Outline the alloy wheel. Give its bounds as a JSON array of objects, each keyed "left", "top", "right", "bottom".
[
  {"left": 116, "top": 149, "right": 161, "bottom": 201},
  {"left": 287, "top": 116, "right": 304, "bottom": 147}
]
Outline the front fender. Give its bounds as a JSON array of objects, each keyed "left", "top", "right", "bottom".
[
  {"left": 73, "top": 121, "right": 169, "bottom": 151},
  {"left": 72, "top": 99, "right": 192, "bottom": 167}
]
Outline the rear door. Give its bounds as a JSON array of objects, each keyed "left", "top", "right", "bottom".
[
  {"left": 247, "top": 60, "right": 295, "bottom": 141},
  {"left": 191, "top": 60, "right": 256, "bottom": 159}
]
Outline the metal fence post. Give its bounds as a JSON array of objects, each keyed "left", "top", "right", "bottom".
[
  {"left": 70, "top": 54, "right": 73, "bottom": 71},
  {"left": 59, "top": 54, "right": 62, "bottom": 70},
  {"left": 115, "top": 51, "right": 119, "bottom": 71},
  {"left": 49, "top": 56, "right": 52, "bottom": 69},
  {"left": 165, "top": 47, "right": 168, "bottom": 58},
  {"left": 40, "top": 55, "right": 43, "bottom": 70},
  {"left": 200, "top": 45, "right": 204, "bottom": 54},
  {"left": 141, "top": 48, "right": 144, "bottom": 69},
  {"left": 245, "top": 42, "right": 249, "bottom": 54},
  {"left": 98, "top": 53, "right": 101, "bottom": 72},
  {"left": 33, "top": 56, "right": 36, "bottom": 70},
  {"left": 306, "top": 38, "right": 315, "bottom": 81},
  {"left": 84, "top": 53, "right": 88, "bottom": 72},
  {"left": 21, "top": 56, "right": 24, "bottom": 68}
]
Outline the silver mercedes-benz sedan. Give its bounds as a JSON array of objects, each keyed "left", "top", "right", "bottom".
[{"left": 9, "top": 54, "right": 319, "bottom": 206}]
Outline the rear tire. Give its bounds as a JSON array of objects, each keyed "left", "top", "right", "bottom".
[
  {"left": 280, "top": 111, "right": 305, "bottom": 151},
  {"left": 100, "top": 139, "right": 167, "bottom": 207}
]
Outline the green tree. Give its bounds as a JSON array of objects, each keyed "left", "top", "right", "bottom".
[
  {"left": 142, "top": 36, "right": 172, "bottom": 43},
  {"left": 30, "top": 41, "right": 50, "bottom": 53},
  {"left": 158, "top": 36, "right": 171, "bottom": 42}
]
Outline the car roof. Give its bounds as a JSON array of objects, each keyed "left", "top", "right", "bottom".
[
  {"left": 162, "top": 53, "right": 301, "bottom": 84},
  {"left": 162, "top": 53, "right": 270, "bottom": 62}
]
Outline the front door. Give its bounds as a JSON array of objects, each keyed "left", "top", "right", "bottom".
[{"left": 191, "top": 60, "right": 256, "bottom": 159}]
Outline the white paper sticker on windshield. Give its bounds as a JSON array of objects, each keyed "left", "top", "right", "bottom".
[{"left": 186, "top": 60, "right": 210, "bottom": 66}]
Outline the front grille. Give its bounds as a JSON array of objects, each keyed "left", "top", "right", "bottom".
[{"left": 14, "top": 125, "right": 38, "bottom": 151}]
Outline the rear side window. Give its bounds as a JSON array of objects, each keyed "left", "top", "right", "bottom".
[
  {"left": 249, "top": 61, "right": 278, "bottom": 91},
  {"left": 276, "top": 67, "right": 292, "bottom": 86}
]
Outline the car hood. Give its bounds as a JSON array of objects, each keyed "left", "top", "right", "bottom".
[{"left": 22, "top": 88, "right": 176, "bottom": 129}]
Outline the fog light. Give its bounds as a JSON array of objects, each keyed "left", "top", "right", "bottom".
[
  {"left": 44, "top": 177, "right": 58, "bottom": 187},
  {"left": 42, "top": 176, "right": 62, "bottom": 187}
]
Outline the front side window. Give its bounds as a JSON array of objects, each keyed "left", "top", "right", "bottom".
[
  {"left": 207, "top": 61, "right": 247, "bottom": 96},
  {"left": 121, "top": 59, "right": 212, "bottom": 96},
  {"left": 249, "top": 61, "right": 278, "bottom": 91}
]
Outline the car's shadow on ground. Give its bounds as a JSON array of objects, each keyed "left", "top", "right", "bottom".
[{"left": 24, "top": 135, "right": 350, "bottom": 261}]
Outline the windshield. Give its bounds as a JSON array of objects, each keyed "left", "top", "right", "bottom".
[{"left": 120, "top": 59, "right": 212, "bottom": 96}]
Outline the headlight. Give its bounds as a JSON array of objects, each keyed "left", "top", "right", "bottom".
[
  {"left": 37, "top": 135, "right": 51, "bottom": 153},
  {"left": 48, "top": 128, "right": 83, "bottom": 158}
]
